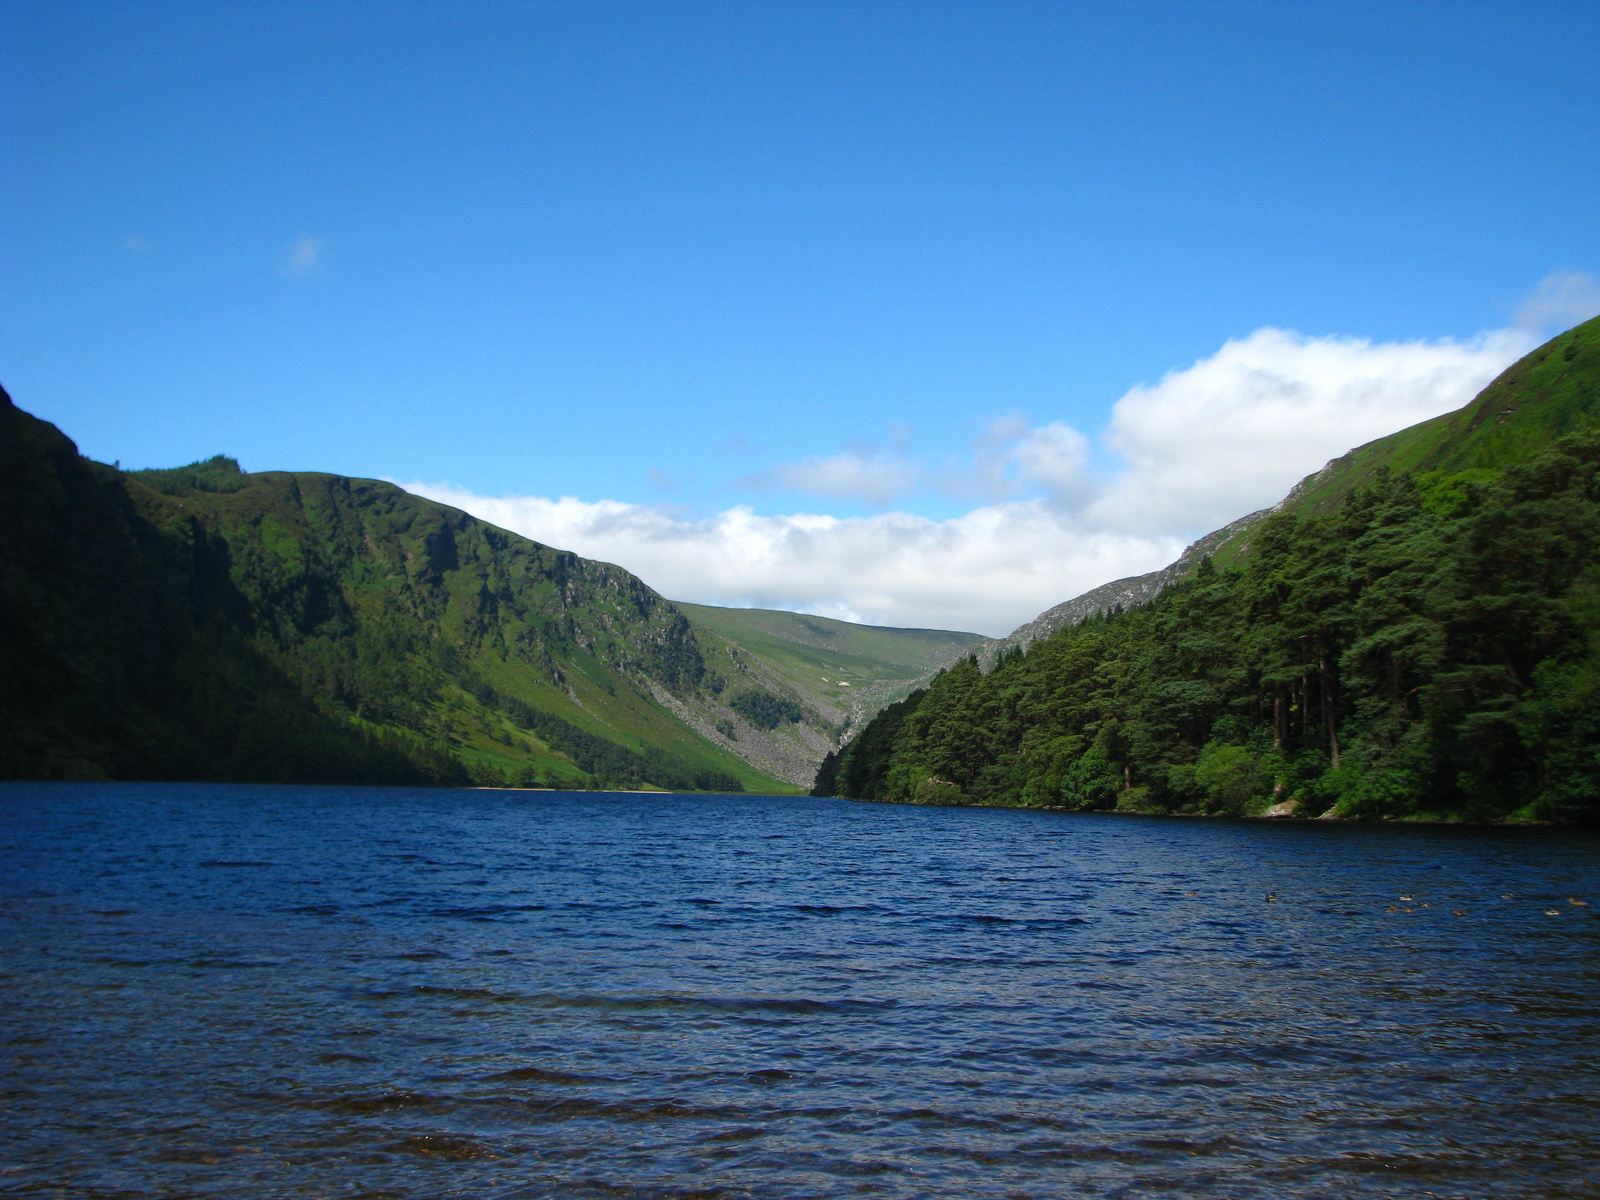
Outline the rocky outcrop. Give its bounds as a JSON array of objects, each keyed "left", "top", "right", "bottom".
[
  {"left": 971, "top": 507, "right": 1274, "bottom": 667},
  {"left": 1253, "top": 800, "right": 1299, "bottom": 819}
]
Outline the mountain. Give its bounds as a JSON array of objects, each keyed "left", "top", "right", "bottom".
[
  {"left": 817, "top": 316, "right": 1600, "bottom": 822},
  {"left": 974, "top": 509, "right": 1271, "bottom": 665},
  {"left": 1226, "top": 314, "right": 1600, "bottom": 529},
  {"left": 674, "top": 602, "right": 985, "bottom": 751},
  {"left": 966, "top": 315, "right": 1600, "bottom": 662},
  {"left": 0, "top": 390, "right": 821, "bottom": 791}
]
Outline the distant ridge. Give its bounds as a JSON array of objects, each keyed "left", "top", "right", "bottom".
[
  {"left": 675, "top": 602, "right": 984, "bottom": 749},
  {"left": 977, "top": 508, "right": 1273, "bottom": 665}
]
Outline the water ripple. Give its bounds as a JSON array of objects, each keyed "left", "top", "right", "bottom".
[{"left": 2, "top": 781, "right": 1599, "bottom": 1198}]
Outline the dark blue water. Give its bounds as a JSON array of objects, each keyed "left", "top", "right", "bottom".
[{"left": 3, "top": 784, "right": 1600, "bottom": 1198}]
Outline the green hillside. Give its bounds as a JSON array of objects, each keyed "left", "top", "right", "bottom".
[
  {"left": 969, "top": 320, "right": 1600, "bottom": 651},
  {"left": 1214, "top": 314, "right": 1600, "bottom": 564},
  {"left": 0, "top": 390, "right": 796, "bottom": 792},
  {"left": 676, "top": 602, "right": 984, "bottom": 729},
  {"left": 819, "top": 317, "right": 1600, "bottom": 823}
]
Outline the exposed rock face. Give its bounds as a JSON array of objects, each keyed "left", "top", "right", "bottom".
[
  {"left": 1254, "top": 800, "right": 1299, "bottom": 819},
  {"left": 973, "top": 507, "right": 1274, "bottom": 667},
  {"left": 646, "top": 671, "right": 842, "bottom": 789},
  {"left": 972, "top": 446, "right": 1378, "bottom": 667},
  {"left": 673, "top": 603, "right": 986, "bottom": 778}
]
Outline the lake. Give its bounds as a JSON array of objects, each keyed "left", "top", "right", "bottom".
[{"left": 3, "top": 782, "right": 1598, "bottom": 1198}]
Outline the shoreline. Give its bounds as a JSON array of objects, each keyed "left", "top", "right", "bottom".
[{"left": 840, "top": 795, "right": 1566, "bottom": 829}]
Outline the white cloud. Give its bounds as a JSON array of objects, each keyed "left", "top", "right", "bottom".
[
  {"left": 286, "top": 234, "right": 324, "bottom": 275},
  {"left": 1087, "top": 324, "right": 1536, "bottom": 535},
  {"left": 401, "top": 485, "right": 1183, "bottom": 637},
  {"left": 401, "top": 275, "right": 1585, "bottom": 636},
  {"left": 1007, "top": 422, "right": 1094, "bottom": 509}
]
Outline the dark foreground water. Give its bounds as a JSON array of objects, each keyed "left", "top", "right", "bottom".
[{"left": 3, "top": 786, "right": 1600, "bottom": 1199}]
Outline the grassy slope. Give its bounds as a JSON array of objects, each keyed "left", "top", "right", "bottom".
[
  {"left": 676, "top": 602, "right": 985, "bottom": 725},
  {"left": 1213, "top": 315, "right": 1600, "bottom": 565},
  {"left": 141, "top": 469, "right": 792, "bottom": 793},
  {"left": 1, "top": 395, "right": 793, "bottom": 792}
]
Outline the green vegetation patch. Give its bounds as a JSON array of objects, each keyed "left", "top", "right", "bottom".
[
  {"left": 727, "top": 688, "right": 803, "bottom": 731},
  {"left": 0, "top": 389, "right": 788, "bottom": 793},
  {"left": 819, "top": 415, "right": 1600, "bottom": 824},
  {"left": 128, "top": 455, "right": 252, "bottom": 495},
  {"left": 677, "top": 601, "right": 985, "bottom": 736}
]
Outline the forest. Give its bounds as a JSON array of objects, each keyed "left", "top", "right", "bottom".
[{"left": 816, "top": 426, "right": 1600, "bottom": 823}]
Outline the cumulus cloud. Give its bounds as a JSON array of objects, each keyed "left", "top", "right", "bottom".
[
  {"left": 286, "top": 234, "right": 324, "bottom": 275},
  {"left": 401, "top": 275, "right": 1587, "bottom": 635},
  {"left": 1087, "top": 324, "right": 1536, "bottom": 535}
]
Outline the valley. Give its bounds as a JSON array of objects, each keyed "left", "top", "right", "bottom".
[{"left": 0, "top": 394, "right": 981, "bottom": 793}]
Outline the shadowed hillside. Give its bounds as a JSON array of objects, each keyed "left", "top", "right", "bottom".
[{"left": 0, "top": 389, "right": 803, "bottom": 792}]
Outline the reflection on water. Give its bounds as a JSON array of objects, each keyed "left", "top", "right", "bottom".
[{"left": 2, "top": 782, "right": 1599, "bottom": 1198}]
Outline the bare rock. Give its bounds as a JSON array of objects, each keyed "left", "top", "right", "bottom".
[{"left": 1254, "top": 800, "right": 1299, "bottom": 819}]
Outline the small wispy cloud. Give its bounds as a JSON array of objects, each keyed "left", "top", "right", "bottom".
[
  {"left": 739, "top": 427, "right": 919, "bottom": 509},
  {"left": 1005, "top": 422, "right": 1094, "bottom": 509},
  {"left": 286, "top": 234, "right": 325, "bottom": 275},
  {"left": 1515, "top": 270, "right": 1600, "bottom": 332},
  {"left": 122, "top": 235, "right": 150, "bottom": 253}
]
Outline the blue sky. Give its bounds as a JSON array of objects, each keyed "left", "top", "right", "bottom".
[{"left": 5, "top": 1, "right": 1599, "bottom": 631}]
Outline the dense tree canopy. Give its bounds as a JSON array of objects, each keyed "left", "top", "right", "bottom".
[{"left": 816, "top": 427, "right": 1600, "bottom": 823}]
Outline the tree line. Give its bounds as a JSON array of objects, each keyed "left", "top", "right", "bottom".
[{"left": 814, "top": 426, "right": 1600, "bottom": 823}]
